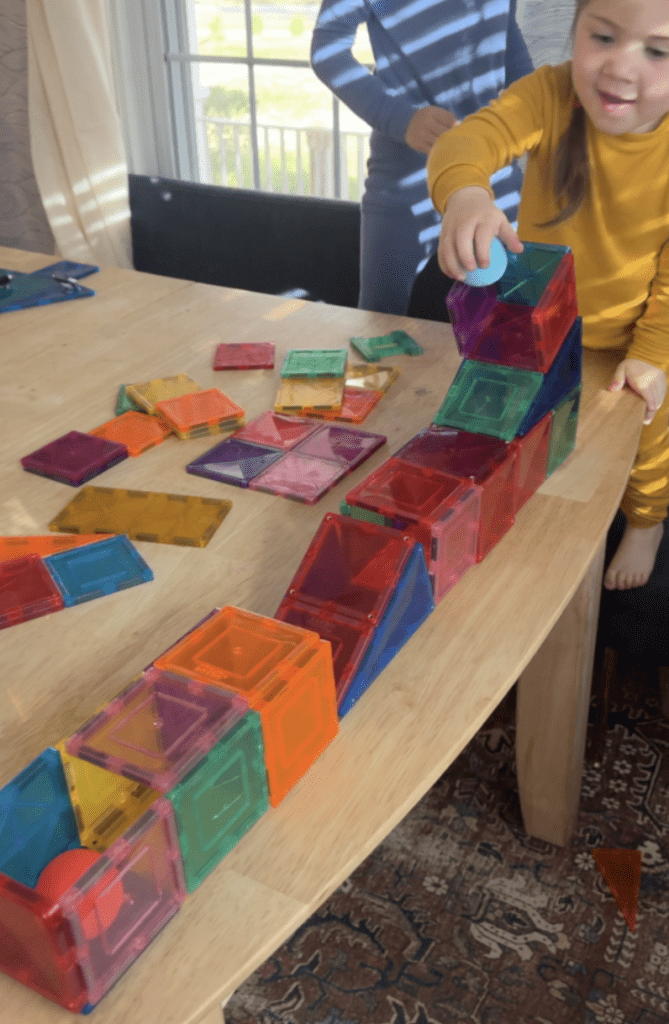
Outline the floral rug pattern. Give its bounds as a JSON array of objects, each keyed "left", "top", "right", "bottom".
[{"left": 226, "top": 664, "right": 669, "bottom": 1024}]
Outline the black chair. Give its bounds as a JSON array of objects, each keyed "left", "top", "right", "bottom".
[
  {"left": 589, "top": 510, "right": 669, "bottom": 758},
  {"left": 129, "top": 174, "right": 361, "bottom": 308}
]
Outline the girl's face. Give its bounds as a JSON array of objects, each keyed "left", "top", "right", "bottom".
[{"left": 572, "top": 0, "right": 669, "bottom": 133}]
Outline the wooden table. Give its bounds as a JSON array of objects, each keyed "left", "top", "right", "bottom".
[{"left": 0, "top": 248, "right": 643, "bottom": 1024}]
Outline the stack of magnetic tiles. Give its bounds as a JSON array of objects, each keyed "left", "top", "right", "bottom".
[{"left": 0, "top": 241, "right": 580, "bottom": 1014}]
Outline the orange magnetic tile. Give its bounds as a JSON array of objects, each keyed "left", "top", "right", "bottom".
[
  {"left": 89, "top": 411, "right": 172, "bottom": 456},
  {"left": 306, "top": 387, "right": 383, "bottom": 423},
  {"left": 155, "top": 389, "right": 245, "bottom": 437},
  {"left": 592, "top": 848, "right": 641, "bottom": 932},
  {"left": 0, "top": 534, "right": 115, "bottom": 563}
]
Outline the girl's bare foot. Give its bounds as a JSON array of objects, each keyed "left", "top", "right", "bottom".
[{"left": 603, "top": 521, "right": 664, "bottom": 590}]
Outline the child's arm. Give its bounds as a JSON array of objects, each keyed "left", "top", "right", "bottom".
[
  {"left": 609, "top": 361, "right": 668, "bottom": 425},
  {"left": 437, "top": 186, "right": 524, "bottom": 279}
]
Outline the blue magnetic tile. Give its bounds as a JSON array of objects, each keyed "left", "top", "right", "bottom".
[
  {"left": 44, "top": 535, "right": 153, "bottom": 606},
  {"left": 0, "top": 748, "right": 80, "bottom": 887},
  {"left": 186, "top": 438, "right": 284, "bottom": 487},
  {"left": 516, "top": 318, "right": 582, "bottom": 437}
]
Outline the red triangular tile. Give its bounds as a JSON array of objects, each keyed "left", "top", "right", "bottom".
[{"left": 592, "top": 848, "right": 641, "bottom": 932}]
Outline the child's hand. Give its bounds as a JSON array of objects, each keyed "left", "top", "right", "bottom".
[
  {"left": 608, "top": 359, "right": 667, "bottom": 425},
  {"left": 405, "top": 106, "right": 458, "bottom": 155},
  {"left": 437, "top": 186, "right": 524, "bottom": 281}
]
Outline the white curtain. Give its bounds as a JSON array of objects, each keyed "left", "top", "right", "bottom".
[
  {"left": 26, "top": 0, "right": 132, "bottom": 267},
  {"left": 516, "top": 0, "right": 575, "bottom": 67}
]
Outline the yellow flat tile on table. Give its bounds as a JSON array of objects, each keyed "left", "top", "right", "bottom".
[
  {"left": 274, "top": 376, "right": 344, "bottom": 414},
  {"left": 125, "top": 374, "right": 200, "bottom": 414}
]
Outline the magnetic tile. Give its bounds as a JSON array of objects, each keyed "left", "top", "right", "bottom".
[
  {"left": 349, "top": 330, "right": 423, "bottom": 360},
  {"left": 44, "top": 535, "right": 153, "bottom": 606},
  {"left": 0, "top": 534, "right": 114, "bottom": 563},
  {"left": 234, "top": 411, "right": 320, "bottom": 450},
  {"left": 89, "top": 411, "right": 172, "bottom": 456},
  {"left": 249, "top": 452, "right": 346, "bottom": 504},
  {"left": 281, "top": 348, "right": 348, "bottom": 378},
  {"left": 21, "top": 431, "right": 128, "bottom": 486},
  {"left": 345, "top": 363, "right": 400, "bottom": 393},
  {"left": 274, "top": 376, "right": 345, "bottom": 413},
  {"left": 0, "top": 554, "right": 64, "bottom": 629},
  {"left": 155, "top": 389, "right": 245, "bottom": 439},
  {"left": 294, "top": 424, "right": 386, "bottom": 468},
  {"left": 186, "top": 438, "right": 284, "bottom": 487},
  {"left": 213, "top": 342, "right": 275, "bottom": 370},
  {"left": 306, "top": 387, "right": 383, "bottom": 423},
  {"left": 125, "top": 374, "right": 200, "bottom": 414}
]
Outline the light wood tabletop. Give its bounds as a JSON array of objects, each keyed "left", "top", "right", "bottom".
[{"left": 0, "top": 247, "right": 643, "bottom": 1024}]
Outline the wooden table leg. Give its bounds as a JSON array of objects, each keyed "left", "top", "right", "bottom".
[
  {"left": 199, "top": 1003, "right": 225, "bottom": 1024},
  {"left": 516, "top": 539, "right": 605, "bottom": 847}
]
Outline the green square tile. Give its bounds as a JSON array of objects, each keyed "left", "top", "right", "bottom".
[
  {"left": 168, "top": 711, "right": 269, "bottom": 892},
  {"left": 281, "top": 349, "right": 348, "bottom": 378},
  {"left": 350, "top": 330, "right": 423, "bottom": 361},
  {"left": 433, "top": 360, "right": 543, "bottom": 441}
]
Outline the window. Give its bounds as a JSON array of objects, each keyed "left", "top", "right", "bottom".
[{"left": 110, "top": 0, "right": 372, "bottom": 200}]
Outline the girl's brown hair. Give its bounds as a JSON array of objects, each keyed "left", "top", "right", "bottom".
[{"left": 540, "top": 0, "right": 591, "bottom": 227}]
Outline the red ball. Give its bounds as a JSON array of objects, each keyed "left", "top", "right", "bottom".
[{"left": 35, "top": 848, "right": 124, "bottom": 940}]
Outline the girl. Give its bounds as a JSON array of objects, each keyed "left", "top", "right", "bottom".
[
  {"left": 428, "top": 0, "right": 669, "bottom": 590},
  {"left": 310, "top": 0, "right": 533, "bottom": 315}
]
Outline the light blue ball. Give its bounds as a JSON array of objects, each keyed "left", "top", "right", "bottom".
[{"left": 463, "top": 236, "right": 508, "bottom": 287}]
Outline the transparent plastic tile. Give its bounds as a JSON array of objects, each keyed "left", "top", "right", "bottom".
[
  {"left": 547, "top": 385, "right": 581, "bottom": 475},
  {"left": 186, "top": 437, "right": 284, "bottom": 487},
  {"left": 125, "top": 374, "right": 200, "bottom": 414},
  {"left": 66, "top": 667, "right": 248, "bottom": 793},
  {"left": 350, "top": 330, "right": 423, "bottom": 360},
  {"left": 509, "top": 414, "right": 552, "bottom": 512},
  {"left": 89, "top": 410, "right": 172, "bottom": 456},
  {"left": 0, "top": 533, "right": 113, "bottom": 563},
  {"left": 345, "top": 363, "right": 400, "bottom": 392},
  {"left": 115, "top": 384, "right": 146, "bottom": 416},
  {"left": 49, "top": 486, "right": 232, "bottom": 547},
  {"left": 248, "top": 451, "right": 347, "bottom": 503},
  {"left": 274, "top": 376, "right": 345, "bottom": 413},
  {"left": 234, "top": 411, "right": 320, "bottom": 450},
  {"left": 398, "top": 427, "right": 510, "bottom": 482},
  {"left": 213, "top": 342, "right": 275, "bottom": 370},
  {"left": 433, "top": 360, "right": 543, "bottom": 440},
  {"left": 155, "top": 389, "right": 245, "bottom": 438},
  {"left": 0, "top": 554, "right": 64, "bottom": 628},
  {"left": 280, "top": 348, "right": 348, "bottom": 378},
  {"left": 44, "top": 535, "right": 153, "bottom": 606},
  {"left": 306, "top": 387, "right": 383, "bottom": 423},
  {"left": 293, "top": 424, "right": 386, "bottom": 468},
  {"left": 21, "top": 430, "right": 128, "bottom": 486}
]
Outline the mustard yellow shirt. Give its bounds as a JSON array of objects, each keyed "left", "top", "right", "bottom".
[{"left": 427, "top": 62, "right": 669, "bottom": 371}]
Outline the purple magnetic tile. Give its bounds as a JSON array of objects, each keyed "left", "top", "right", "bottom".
[
  {"left": 186, "top": 437, "right": 284, "bottom": 487},
  {"left": 213, "top": 342, "right": 275, "bottom": 369},
  {"left": 234, "top": 411, "right": 320, "bottom": 451},
  {"left": 21, "top": 431, "right": 128, "bottom": 486},
  {"left": 293, "top": 425, "right": 386, "bottom": 468},
  {"left": 249, "top": 452, "right": 345, "bottom": 504}
]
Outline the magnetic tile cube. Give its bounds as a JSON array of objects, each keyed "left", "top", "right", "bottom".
[
  {"left": 49, "top": 486, "right": 232, "bottom": 547},
  {"left": 281, "top": 348, "right": 348, "bottom": 378},
  {"left": 155, "top": 388, "right": 245, "bottom": 439},
  {"left": 400, "top": 427, "right": 517, "bottom": 561},
  {"left": 21, "top": 430, "right": 128, "bottom": 486},
  {"left": 186, "top": 437, "right": 284, "bottom": 487},
  {"left": 0, "top": 749, "right": 80, "bottom": 888},
  {"left": 44, "top": 535, "right": 153, "bottom": 606},
  {"left": 275, "top": 513, "right": 434, "bottom": 710},
  {"left": 509, "top": 414, "right": 552, "bottom": 513},
  {"left": 433, "top": 360, "right": 543, "bottom": 441},
  {"left": 345, "top": 458, "right": 481, "bottom": 588},
  {"left": 547, "top": 385, "right": 581, "bottom": 475},
  {"left": 213, "top": 342, "right": 275, "bottom": 370},
  {"left": 234, "top": 411, "right": 320, "bottom": 450},
  {"left": 154, "top": 607, "right": 339, "bottom": 806},
  {"left": 447, "top": 243, "right": 577, "bottom": 373},
  {"left": 0, "top": 554, "right": 64, "bottom": 628},
  {"left": 89, "top": 410, "right": 172, "bottom": 456},
  {"left": 0, "top": 797, "right": 185, "bottom": 1012}
]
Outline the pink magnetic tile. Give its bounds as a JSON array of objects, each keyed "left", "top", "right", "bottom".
[
  {"left": 234, "top": 411, "right": 320, "bottom": 450},
  {"left": 249, "top": 452, "right": 345, "bottom": 504},
  {"left": 213, "top": 343, "right": 275, "bottom": 370},
  {"left": 306, "top": 388, "right": 383, "bottom": 423},
  {"left": 294, "top": 425, "right": 386, "bottom": 468}
]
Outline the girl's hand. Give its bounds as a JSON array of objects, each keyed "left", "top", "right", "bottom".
[
  {"left": 405, "top": 106, "right": 458, "bottom": 155},
  {"left": 437, "top": 186, "right": 524, "bottom": 280},
  {"left": 609, "top": 359, "right": 668, "bottom": 425}
]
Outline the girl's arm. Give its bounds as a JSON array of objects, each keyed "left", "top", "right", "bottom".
[{"left": 310, "top": 0, "right": 418, "bottom": 144}]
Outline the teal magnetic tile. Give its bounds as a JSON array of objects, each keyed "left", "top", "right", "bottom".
[
  {"left": 168, "top": 712, "right": 269, "bottom": 892},
  {"left": 115, "top": 384, "right": 146, "bottom": 416},
  {"left": 433, "top": 360, "right": 543, "bottom": 441},
  {"left": 547, "top": 384, "right": 581, "bottom": 475},
  {"left": 350, "top": 330, "right": 423, "bottom": 360},
  {"left": 44, "top": 535, "right": 153, "bottom": 606},
  {"left": 281, "top": 349, "right": 348, "bottom": 378},
  {"left": 497, "top": 242, "right": 569, "bottom": 307}
]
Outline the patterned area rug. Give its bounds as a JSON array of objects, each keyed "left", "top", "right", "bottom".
[{"left": 226, "top": 662, "right": 669, "bottom": 1024}]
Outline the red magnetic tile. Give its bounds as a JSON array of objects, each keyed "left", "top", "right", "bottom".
[
  {"left": 234, "top": 411, "right": 320, "bottom": 450},
  {"left": 0, "top": 555, "right": 64, "bottom": 628},
  {"left": 213, "top": 342, "right": 275, "bottom": 370}
]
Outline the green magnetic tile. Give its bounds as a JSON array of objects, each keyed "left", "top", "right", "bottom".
[
  {"left": 547, "top": 385, "right": 581, "bottom": 475},
  {"left": 496, "top": 244, "right": 567, "bottom": 306},
  {"left": 349, "top": 330, "right": 423, "bottom": 361},
  {"left": 168, "top": 712, "right": 269, "bottom": 891},
  {"left": 281, "top": 349, "right": 348, "bottom": 378},
  {"left": 49, "top": 486, "right": 232, "bottom": 547},
  {"left": 339, "top": 501, "right": 395, "bottom": 527},
  {"left": 433, "top": 360, "right": 543, "bottom": 441},
  {"left": 115, "top": 385, "right": 145, "bottom": 416}
]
